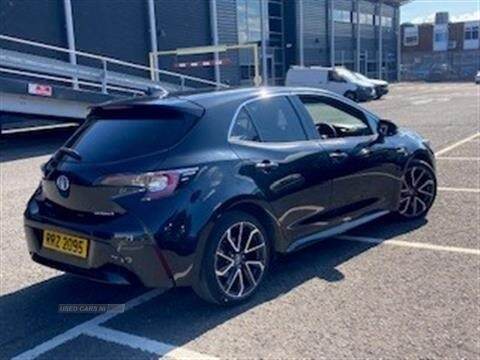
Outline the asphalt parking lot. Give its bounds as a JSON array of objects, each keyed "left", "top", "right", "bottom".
[{"left": 1, "top": 82, "right": 479, "bottom": 359}]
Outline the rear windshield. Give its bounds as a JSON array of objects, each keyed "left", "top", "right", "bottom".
[{"left": 66, "top": 111, "right": 195, "bottom": 163}]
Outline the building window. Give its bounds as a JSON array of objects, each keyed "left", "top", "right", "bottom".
[
  {"left": 404, "top": 35, "right": 419, "bottom": 46},
  {"left": 435, "top": 32, "right": 448, "bottom": 42},
  {"left": 237, "top": 0, "right": 261, "bottom": 43},
  {"left": 365, "top": 14, "right": 374, "bottom": 25},
  {"left": 404, "top": 26, "right": 419, "bottom": 46},
  {"left": 333, "top": 9, "right": 351, "bottom": 23},
  {"left": 465, "top": 25, "right": 479, "bottom": 40},
  {"left": 357, "top": 13, "right": 373, "bottom": 25},
  {"left": 383, "top": 17, "right": 393, "bottom": 28}
]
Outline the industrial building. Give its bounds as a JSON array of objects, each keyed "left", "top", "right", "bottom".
[
  {"left": 0, "top": 0, "right": 407, "bottom": 127},
  {"left": 401, "top": 12, "right": 480, "bottom": 81}
]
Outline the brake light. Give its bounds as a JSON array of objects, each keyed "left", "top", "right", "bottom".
[{"left": 100, "top": 167, "right": 198, "bottom": 200}]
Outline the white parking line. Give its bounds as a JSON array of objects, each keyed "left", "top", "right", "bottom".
[
  {"left": 13, "top": 287, "right": 217, "bottom": 359},
  {"left": 12, "top": 289, "right": 165, "bottom": 360},
  {"left": 338, "top": 235, "right": 480, "bottom": 256},
  {"left": 411, "top": 99, "right": 433, "bottom": 106},
  {"left": 435, "top": 133, "right": 480, "bottom": 156},
  {"left": 438, "top": 187, "right": 480, "bottom": 193},
  {"left": 84, "top": 325, "right": 217, "bottom": 360},
  {"left": 437, "top": 157, "right": 480, "bottom": 161}
]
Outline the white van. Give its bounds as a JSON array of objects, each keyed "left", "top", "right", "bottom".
[{"left": 285, "top": 66, "right": 376, "bottom": 102}]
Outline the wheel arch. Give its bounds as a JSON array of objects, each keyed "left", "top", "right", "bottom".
[
  {"left": 406, "top": 149, "right": 436, "bottom": 171},
  {"left": 189, "top": 196, "right": 284, "bottom": 286},
  {"left": 223, "top": 200, "right": 284, "bottom": 254}
]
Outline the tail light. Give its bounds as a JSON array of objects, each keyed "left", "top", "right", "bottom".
[{"left": 99, "top": 167, "right": 198, "bottom": 201}]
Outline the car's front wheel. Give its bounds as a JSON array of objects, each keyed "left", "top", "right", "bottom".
[
  {"left": 193, "top": 211, "right": 270, "bottom": 305},
  {"left": 396, "top": 160, "right": 437, "bottom": 220},
  {"left": 344, "top": 91, "right": 357, "bottom": 102}
]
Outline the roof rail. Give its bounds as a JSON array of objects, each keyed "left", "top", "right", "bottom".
[{"left": 0, "top": 34, "right": 229, "bottom": 96}]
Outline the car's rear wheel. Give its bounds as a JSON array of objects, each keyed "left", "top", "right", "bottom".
[
  {"left": 193, "top": 211, "right": 270, "bottom": 305},
  {"left": 396, "top": 160, "right": 437, "bottom": 220}
]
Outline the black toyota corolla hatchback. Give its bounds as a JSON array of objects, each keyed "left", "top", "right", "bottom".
[{"left": 24, "top": 87, "right": 437, "bottom": 305}]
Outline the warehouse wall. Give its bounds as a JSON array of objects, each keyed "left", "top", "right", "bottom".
[
  {"left": 334, "top": 0, "right": 355, "bottom": 65},
  {"left": 0, "top": 0, "right": 218, "bottom": 84},
  {"left": 358, "top": 0, "right": 376, "bottom": 55},
  {"left": 287, "top": 0, "right": 399, "bottom": 80},
  {"left": 0, "top": 0, "right": 400, "bottom": 85},
  {"left": 74, "top": 0, "right": 215, "bottom": 82},
  {"left": 216, "top": 0, "right": 241, "bottom": 85},
  {"left": 301, "top": 0, "right": 329, "bottom": 67},
  {"left": 154, "top": 0, "right": 214, "bottom": 83},
  {"left": 284, "top": 0, "right": 297, "bottom": 69},
  {"left": 0, "top": 0, "right": 67, "bottom": 60},
  {"left": 71, "top": 0, "right": 150, "bottom": 77},
  {"left": 382, "top": 3, "right": 399, "bottom": 80}
]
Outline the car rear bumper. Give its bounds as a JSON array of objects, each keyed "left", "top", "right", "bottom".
[{"left": 24, "top": 209, "right": 175, "bottom": 288}]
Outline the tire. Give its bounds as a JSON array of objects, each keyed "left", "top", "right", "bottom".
[
  {"left": 395, "top": 159, "right": 437, "bottom": 220},
  {"left": 344, "top": 91, "right": 357, "bottom": 102},
  {"left": 193, "top": 211, "right": 271, "bottom": 305}
]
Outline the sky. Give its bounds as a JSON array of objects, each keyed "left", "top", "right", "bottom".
[{"left": 401, "top": 0, "right": 480, "bottom": 24}]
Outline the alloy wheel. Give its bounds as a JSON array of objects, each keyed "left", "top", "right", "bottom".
[
  {"left": 399, "top": 165, "right": 435, "bottom": 218},
  {"left": 214, "top": 222, "right": 267, "bottom": 299}
]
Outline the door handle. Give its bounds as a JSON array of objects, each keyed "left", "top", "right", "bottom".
[
  {"left": 396, "top": 147, "right": 408, "bottom": 155},
  {"left": 329, "top": 151, "right": 348, "bottom": 160},
  {"left": 255, "top": 160, "right": 279, "bottom": 171}
]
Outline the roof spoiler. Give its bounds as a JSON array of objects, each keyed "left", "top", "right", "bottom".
[{"left": 89, "top": 97, "right": 205, "bottom": 119}]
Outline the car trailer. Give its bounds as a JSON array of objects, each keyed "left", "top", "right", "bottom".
[{"left": 0, "top": 35, "right": 228, "bottom": 134}]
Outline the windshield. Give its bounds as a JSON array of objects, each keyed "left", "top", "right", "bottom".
[
  {"left": 335, "top": 68, "right": 359, "bottom": 82},
  {"left": 354, "top": 72, "right": 370, "bottom": 82}
]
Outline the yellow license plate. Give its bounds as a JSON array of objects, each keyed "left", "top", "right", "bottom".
[{"left": 42, "top": 230, "right": 89, "bottom": 259}]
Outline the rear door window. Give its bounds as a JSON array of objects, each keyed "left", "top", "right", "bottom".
[
  {"left": 67, "top": 110, "right": 196, "bottom": 163},
  {"left": 230, "top": 108, "right": 261, "bottom": 142},
  {"left": 246, "top": 96, "right": 307, "bottom": 142}
]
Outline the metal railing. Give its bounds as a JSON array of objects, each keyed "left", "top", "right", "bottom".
[{"left": 0, "top": 34, "right": 229, "bottom": 96}]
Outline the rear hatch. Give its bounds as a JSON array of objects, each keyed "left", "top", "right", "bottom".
[{"left": 41, "top": 98, "right": 204, "bottom": 215}]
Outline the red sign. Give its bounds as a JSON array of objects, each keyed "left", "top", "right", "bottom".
[{"left": 28, "top": 83, "right": 53, "bottom": 97}]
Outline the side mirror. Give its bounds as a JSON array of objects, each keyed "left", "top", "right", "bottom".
[{"left": 378, "top": 119, "right": 398, "bottom": 137}]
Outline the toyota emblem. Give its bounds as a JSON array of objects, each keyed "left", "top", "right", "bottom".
[{"left": 56, "top": 175, "right": 70, "bottom": 192}]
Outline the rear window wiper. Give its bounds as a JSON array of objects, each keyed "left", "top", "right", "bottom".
[{"left": 57, "top": 147, "right": 82, "bottom": 161}]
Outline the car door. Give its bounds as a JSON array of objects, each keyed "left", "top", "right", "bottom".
[
  {"left": 292, "top": 93, "right": 404, "bottom": 226},
  {"left": 228, "top": 95, "right": 333, "bottom": 250}
]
